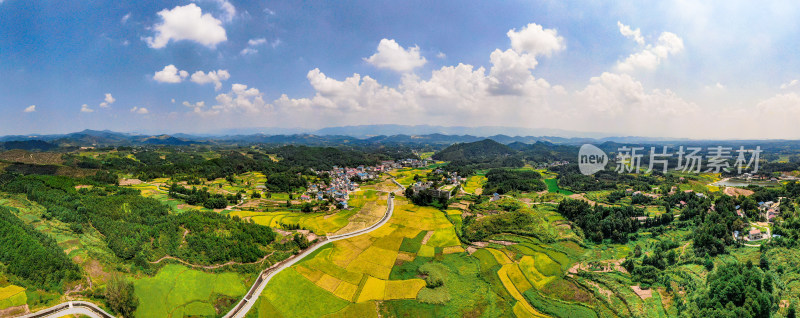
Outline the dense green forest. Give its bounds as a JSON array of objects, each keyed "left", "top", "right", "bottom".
[
  {"left": 1, "top": 174, "right": 277, "bottom": 265},
  {"left": 483, "top": 168, "right": 546, "bottom": 194},
  {"left": 0, "top": 206, "right": 80, "bottom": 290},
  {"left": 168, "top": 183, "right": 239, "bottom": 209},
  {"left": 557, "top": 199, "right": 641, "bottom": 243}
]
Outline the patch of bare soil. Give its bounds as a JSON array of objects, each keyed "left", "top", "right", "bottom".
[
  {"left": 585, "top": 280, "right": 614, "bottom": 300},
  {"left": 567, "top": 263, "right": 580, "bottom": 275},
  {"left": 297, "top": 230, "right": 319, "bottom": 242},
  {"left": 119, "top": 178, "right": 143, "bottom": 186},
  {"left": 488, "top": 240, "right": 516, "bottom": 246},
  {"left": 240, "top": 199, "right": 267, "bottom": 209},
  {"left": 569, "top": 193, "right": 605, "bottom": 206},
  {"left": 724, "top": 187, "right": 754, "bottom": 197},
  {"left": 449, "top": 202, "right": 469, "bottom": 210},
  {"left": 471, "top": 242, "right": 488, "bottom": 248},
  {"left": 631, "top": 285, "right": 653, "bottom": 299},
  {"left": 85, "top": 259, "right": 111, "bottom": 284},
  {"left": 0, "top": 304, "right": 29, "bottom": 317},
  {"left": 421, "top": 231, "right": 434, "bottom": 245}
]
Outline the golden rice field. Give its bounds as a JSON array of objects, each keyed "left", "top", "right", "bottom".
[
  {"left": 228, "top": 189, "right": 386, "bottom": 235},
  {"left": 388, "top": 168, "right": 432, "bottom": 187},
  {"left": 0, "top": 285, "right": 26, "bottom": 310},
  {"left": 463, "top": 174, "right": 487, "bottom": 194},
  {"left": 252, "top": 195, "right": 463, "bottom": 317}
]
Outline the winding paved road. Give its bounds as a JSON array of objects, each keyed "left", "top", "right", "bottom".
[
  {"left": 18, "top": 185, "right": 399, "bottom": 318},
  {"left": 19, "top": 301, "right": 113, "bottom": 318},
  {"left": 222, "top": 193, "right": 395, "bottom": 318}
]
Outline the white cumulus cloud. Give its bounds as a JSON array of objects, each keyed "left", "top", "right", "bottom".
[
  {"left": 80, "top": 104, "right": 94, "bottom": 113},
  {"left": 100, "top": 93, "right": 116, "bottom": 108},
  {"left": 617, "top": 29, "right": 684, "bottom": 72},
  {"left": 248, "top": 38, "right": 267, "bottom": 46},
  {"left": 364, "top": 39, "right": 427, "bottom": 73},
  {"left": 209, "top": 83, "right": 270, "bottom": 114},
  {"left": 240, "top": 38, "right": 269, "bottom": 55},
  {"left": 190, "top": 70, "right": 230, "bottom": 90},
  {"left": 153, "top": 65, "right": 189, "bottom": 83},
  {"left": 507, "top": 23, "right": 566, "bottom": 57},
  {"left": 24, "top": 105, "right": 36, "bottom": 113},
  {"left": 145, "top": 4, "right": 227, "bottom": 49},
  {"left": 617, "top": 21, "right": 645, "bottom": 45},
  {"left": 130, "top": 106, "right": 149, "bottom": 114},
  {"left": 195, "top": 0, "right": 235, "bottom": 22},
  {"left": 780, "top": 79, "right": 799, "bottom": 90}
]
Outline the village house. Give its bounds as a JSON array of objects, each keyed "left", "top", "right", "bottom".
[
  {"left": 410, "top": 181, "right": 452, "bottom": 200},
  {"left": 749, "top": 229, "right": 763, "bottom": 241}
]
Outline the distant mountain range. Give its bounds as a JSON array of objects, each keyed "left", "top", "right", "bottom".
[
  {"left": 3, "top": 125, "right": 784, "bottom": 149},
  {"left": 193, "top": 124, "right": 690, "bottom": 140}
]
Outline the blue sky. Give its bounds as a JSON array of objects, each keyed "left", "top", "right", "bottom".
[{"left": 2, "top": 0, "right": 800, "bottom": 138}]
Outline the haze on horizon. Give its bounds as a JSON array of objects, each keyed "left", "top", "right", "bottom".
[{"left": 2, "top": 1, "right": 800, "bottom": 139}]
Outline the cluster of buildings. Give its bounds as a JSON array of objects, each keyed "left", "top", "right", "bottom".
[
  {"left": 625, "top": 188, "right": 661, "bottom": 199},
  {"left": 382, "top": 158, "right": 431, "bottom": 169},
  {"left": 408, "top": 169, "right": 465, "bottom": 201},
  {"left": 303, "top": 159, "right": 427, "bottom": 208},
  {"left": 305, "top": 165, "right": 384, "bottom": 208},
  {"left": 533, "top": 160, "right": 569, "bottom": 169},
  {"left": 410, "top": 181, "right": 453, "bottom": 200},
  {"left": 759, "top": 200, "right": 782, "bottom": 221}
]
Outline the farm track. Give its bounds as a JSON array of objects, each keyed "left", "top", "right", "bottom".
[
  {"left": 18, "top": 179, "right": 401, "bottom": 318},
  {"left": 147, "top": 252, "right": 275, "bottom": 269},
  {"left": 222, "top": 185, "right": 397, "bottom": 318}
]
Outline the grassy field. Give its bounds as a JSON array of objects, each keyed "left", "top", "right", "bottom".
[
  {"left": 544, "top": 179, "right": 574, "bottom": 195},
  {"left": 133, "top": 264, "right": 248, "bottom": 317}
]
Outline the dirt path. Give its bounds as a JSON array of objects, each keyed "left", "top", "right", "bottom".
[
  {"left": 148, "top": 252, "right": 275, "bottom": 269},
  {"left": 568, "top": 193, "right": 610, "bottom": 207}
]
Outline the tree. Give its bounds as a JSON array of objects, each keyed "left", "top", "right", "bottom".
[
  {"left": 106, "top": 274, "right": 138, "bottom": 317},
  {"left": 760, "top": 254, "right": 770, "bottom": 270},
  {"left": 690, "top": 261, "right": 772, "bottom": 318}
]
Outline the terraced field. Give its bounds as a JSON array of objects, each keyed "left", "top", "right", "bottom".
[
  {"left": 471, "top": 233, "right": 584, "bottom": 317},
  {"left": 249, "top": 195, "right": 466, "bottom": 317}
]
